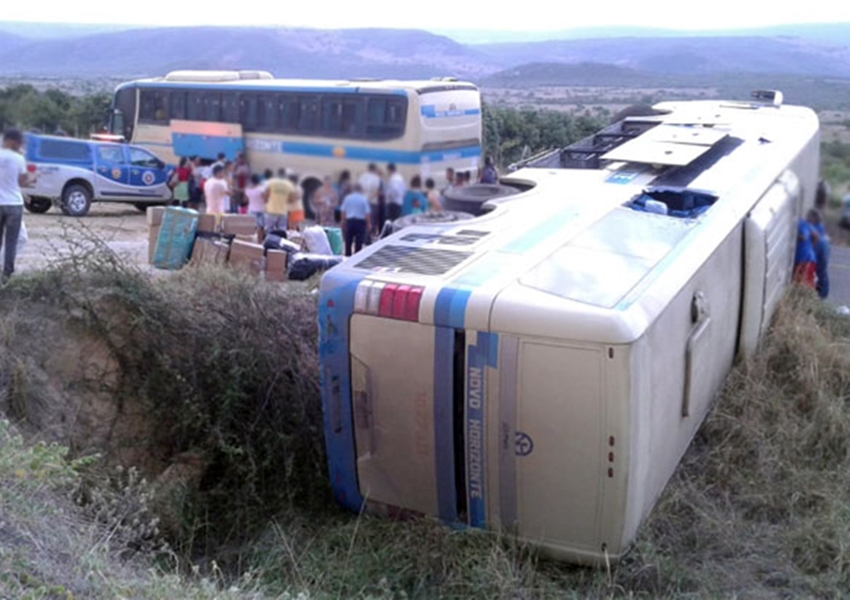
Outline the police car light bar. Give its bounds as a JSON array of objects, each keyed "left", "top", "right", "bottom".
[{"left": 353, "top": 281, "right": 423, "bottom": 322}]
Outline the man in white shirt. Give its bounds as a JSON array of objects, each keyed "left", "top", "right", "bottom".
[
  {"left": 358, "top": 163, "right": 381, "bottom": 235},
  {"left": 0, "top": 129, "right": 27, "bottom": 282},
  {"left": 384, "top": 162, "right": 406, "bottom": 223}
]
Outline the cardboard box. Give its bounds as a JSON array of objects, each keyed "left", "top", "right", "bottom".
[
  {"left": 221, "top": 215, "right": 257, "bottom": 236},
  {"left": 265, "top": 250, "right": 288, "bottom": 282},
  {"left": 197, "top": 213, "right": 217, "bottom": 233},
  {"left": 228, "top": 240, "right": 265, "bottom": 276},
  {"left": 147, "top": 206, "right": 166, "bottom": 227},
  {"left": 148, "top": 224, "right": 160, "bottom": 264},
  {"left": 233, "top": 234, "right": 257, "bottom": 244},
  {"left": 190, "top": 237, "right": 229, "bottom": 267}
]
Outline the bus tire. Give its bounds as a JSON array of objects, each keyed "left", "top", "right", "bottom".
[
  {"left": 60, "top": 182, "right": 93, "bottom": 217},
  {"left": 442, "top": 184, "right": 520, "bottom": 216},
  {"left": 24, "top": 196, "right": 53, "bottom": 214},
  {"left": 389, "top": 210, "right": 476, "bottom": 234}
]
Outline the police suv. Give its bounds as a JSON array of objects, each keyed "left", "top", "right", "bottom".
[{"left": 23, "top": 134, "right": 173, "bottom": 217}]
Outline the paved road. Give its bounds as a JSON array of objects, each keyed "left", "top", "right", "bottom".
[{"left": 828, "top": 245, "right": 850, "bottom": 306}]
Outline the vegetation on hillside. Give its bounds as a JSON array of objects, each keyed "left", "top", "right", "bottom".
[
  {"left": 1, "top": 236, "right": 849, "bottom": 598},
  {"left": 0, "top": 84, "right": 110, "bottom": 137}
]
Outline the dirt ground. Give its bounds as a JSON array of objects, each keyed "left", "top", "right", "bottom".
[{"left": 16, "top": 202, "right": 151, "bottom": 273}]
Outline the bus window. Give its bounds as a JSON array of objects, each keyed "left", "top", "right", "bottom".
[
  {"left": 366, "top": 96, "right": 406, "bottom": 139},
  {"left": 240, "top": 94, "right": 258, "bottom": 131},
  {"left": 203, "top": 93, "right": 221, "bottom": 122},
  {"left": 221, "top": 92, "right": 239, "bottom": 123},
  {"left": 299, "top": 96, "right": 320, "bottom": 134},
  {"left": 322, "top": 97, "right": 363, "bottom": 137},
  {"left": 187, "top": 92, "right": 205, "bottom": 121},
  {"left": 257, "top": 94, "right": 275, "bottom": 131},
  {"left": 277, "top": 94, "right": 299, "bottom": 133},
  {"left": 139, "top": 90, "right": 169, "bottom": 125},
  {"left": 170, "top": 92, "right": 186, "bottom": 121}
]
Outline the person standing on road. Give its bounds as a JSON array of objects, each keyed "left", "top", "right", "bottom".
[
  {"left": 402, "top": 175, "right": 427, "bottom": 216},
  {"left": 385, "top": 163, "right": 405, "bottom": 223},
  {"left": 203, "top": 164, "right": 230, "bottom": 219},
  {"left": 263, "top": 168, "right": 294, "bottom": 235},
  {"left": 0, "top": 129, "right": 27, "bottom": 283},
  {"left": 341, "top": 184, "right": 370, "bottom": 256},
  {"left": 479, "top": 156, "right": 499, "bottom": 184},
  {"left": 425, "top": 178, "right": 442, "bottom": 211},
  {"left": 358, "top": 163, "right": 382, "bottom": 236},
  {"left": 245, "top": 173, "right": 267, "bottom": 243},
  {"left": 793, "top": 217, "right": 817, "bottom": 290},
  {"left": 807, "top": 208, "right": 831, "bottom": 299}
]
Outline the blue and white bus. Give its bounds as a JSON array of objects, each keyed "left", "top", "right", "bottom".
[
  {"left": 318, "top": 92, "right": 820, "bottom": 565},
  {"left": 101, "top": 70, "right": 482, "bottom": 204}
]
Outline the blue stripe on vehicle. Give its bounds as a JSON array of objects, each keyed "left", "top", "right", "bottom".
[
  {"left": 466, "top": 331, "right": 497, "bottom": 528},
  {"left": 152, "top": 135, "right": 480, "bottom": 166},
  {"left": 421, "top": 105, "right": 482, "bottom": 118},
  {"left": 138, "top": 81, "right": 409, "bottom": 96},
  {"left": 434, "top": 326, "right": 458, "bottom": 523},
  {"left": 171, "top": 132, "right": 245, "bottom": 161},
  {"left": 501, "top": 208, "right": 579, "bottom": 254},
  {"left": 435, "top": 287, "right": 472, "bottom": 329},
  {"left": 318, "top": 269, "right": 367, "bottom": 514}
]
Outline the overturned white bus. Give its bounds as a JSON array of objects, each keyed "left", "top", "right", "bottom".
[{"left": 318, "top": 91, "right": 820, "bottom": 564}]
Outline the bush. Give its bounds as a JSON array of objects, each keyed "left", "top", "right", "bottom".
[{"left": 2, "top": 231, "right": 326, "bottom": 555}]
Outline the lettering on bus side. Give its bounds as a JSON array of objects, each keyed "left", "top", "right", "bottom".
[{"left": 466, "top": 335, "right": 492, "bottom": 528}]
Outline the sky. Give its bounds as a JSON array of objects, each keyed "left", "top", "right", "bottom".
[{"left": 3, "top": 0, "right": 850, "bottom": 32}]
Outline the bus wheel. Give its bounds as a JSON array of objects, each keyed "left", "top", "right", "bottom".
[
  {"left": 24, "top": 196, "right": 53, "bottom": 214},
  {"left": 442, "top": 184, "right": 520, "bottom": 216},
  {"left": 301, "top": 177, "right": 322, "bottom": 221}
]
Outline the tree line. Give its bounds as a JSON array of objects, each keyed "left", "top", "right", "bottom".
[
  {"left": 0, "top": 84, "right": 112, "bottom": 138},
  {"left": 0, "top": 85, "right": 608, "bottom": 166}
]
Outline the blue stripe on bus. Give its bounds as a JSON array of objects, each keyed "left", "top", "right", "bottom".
[
  {"left": 318, "top": 269, "right": 367, "bottom": 514},
  {"left": 420, "top": 106, "right": 482, "bottom": 118},
  {"left": 434, "top": 287, "right": 472, "bottom": 329},
  {"left": 466, "top": 331, "right": 497, "bottom": 528},
  {"left": 434, "top": 327, "right": 458, "bottom": 523},
  {"left": 150, "top": 134, "right": 480, "bottom": 166},
  {"left": 501, "top": 208, "right": 579, "bottom": 254},
  {"left": 137, "top": 81, "right": 409, "bottom": 96}
]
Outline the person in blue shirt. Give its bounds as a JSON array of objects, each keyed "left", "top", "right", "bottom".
[
  {"left": 793, "top": 218, "right": 817, "bottom": 290},
  {"left": 807, "top": 209, "right": 830, "bottom": 299},
  {"left": 402, "top": 175, "right": 427, "bottom": 216},
  {"left": 340, "top": 184, "right": 371, "bottom": 256}
]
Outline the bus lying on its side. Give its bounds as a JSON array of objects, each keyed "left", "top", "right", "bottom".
[{"left": 318, "top": 92, "right": 820, "bottom": 564}]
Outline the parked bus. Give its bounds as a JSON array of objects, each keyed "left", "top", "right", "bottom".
[
  {"left": 317, "top": 91, "right": 820, "bottom": 564},
  {"left": 100, "top": 70, "right": 482, "bottom": 210}
]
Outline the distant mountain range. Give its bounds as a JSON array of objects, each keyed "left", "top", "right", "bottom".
[{"left": 1, "top": 22, "right": 850, "bottom": 85}]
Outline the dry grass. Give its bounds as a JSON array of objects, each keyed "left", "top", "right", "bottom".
[{"left": 1, "top": 227, "right": 849, "bottom": 598}]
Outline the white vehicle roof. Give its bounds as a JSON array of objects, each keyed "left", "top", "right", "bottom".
[{"left": 332, "top": 100, "right": 819, "bottom": 343}]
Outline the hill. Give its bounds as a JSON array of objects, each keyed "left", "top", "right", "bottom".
[
  {"left": 0, "top": 31, "right": 26, "bottom": 55},
  {"left": 0, "top": 26, "right": 497, "bottom": 79},
  {"left": 477, "top": 36, "right": 850, "bottom": 77}
]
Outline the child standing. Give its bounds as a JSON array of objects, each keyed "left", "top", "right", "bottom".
[
  {"left": 807, "top": 208, "right": 831, "bottom": 299},
  {"left": 793, "top": 218, "right": 817, "bottom": 289}
]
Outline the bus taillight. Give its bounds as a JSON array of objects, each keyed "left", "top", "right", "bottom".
[{"left": 354, "top": 281, "right": 423, "bottom": 322}]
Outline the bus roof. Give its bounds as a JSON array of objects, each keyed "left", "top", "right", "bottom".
[
  {"left": 118, "top": 72, "right": 477, "bottom": 95},
  {"left": 324, "top": 100, "right": 819, "bottom": 343}
]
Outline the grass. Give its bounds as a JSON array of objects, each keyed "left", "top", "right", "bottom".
[{"left": 1, "top": 230, "right": 849, "bottom": 598}]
